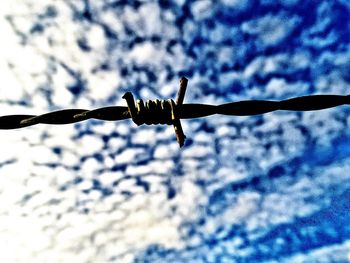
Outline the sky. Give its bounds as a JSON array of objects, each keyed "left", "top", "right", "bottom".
[{"left": 0, "top": 0, "right": 350, "bottom": 262}]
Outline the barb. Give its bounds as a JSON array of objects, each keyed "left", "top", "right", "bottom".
[{"left": 1, "top": 77, "right": 349, "bottom": 147}]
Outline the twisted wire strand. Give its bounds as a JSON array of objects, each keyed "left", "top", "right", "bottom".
[
  {"left": 0, "top": 107, "right": 130, "bottom": 129},
  {"left": 178, "top": 94, "right": 350, "bottom": 119},
  {"left": 1, "top": 77, "right": 349, "bottom": 147},
  {"left": 0, "top": 96, "right": 349, "bottom": 126}
]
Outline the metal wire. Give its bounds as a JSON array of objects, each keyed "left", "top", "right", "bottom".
[
  {"left": 1, "top": 77, "right": 349, "bottom": 147},
  {"left": 122, "top": 93, "right": 176, "bottom": 126}
]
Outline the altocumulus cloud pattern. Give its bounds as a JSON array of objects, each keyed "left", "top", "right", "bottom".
[{"left": 0, "top": 1, "right": 350, "bottom": 262}]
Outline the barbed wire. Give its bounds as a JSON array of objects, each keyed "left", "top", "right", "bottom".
[{"left": 1, "top": 77, "right": 349, "bottom": 147}]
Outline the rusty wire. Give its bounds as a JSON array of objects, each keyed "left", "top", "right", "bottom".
[{"left": 1, "top": 77, "right": 349, "bottom": 147}]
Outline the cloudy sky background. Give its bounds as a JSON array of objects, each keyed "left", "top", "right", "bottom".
[{"left": 0, "top": 0, "right": 350, "bottom": 262}]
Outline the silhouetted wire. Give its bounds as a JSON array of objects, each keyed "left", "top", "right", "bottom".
[{"left": 1, "top": 77, "right": 349, "bottom": 147}]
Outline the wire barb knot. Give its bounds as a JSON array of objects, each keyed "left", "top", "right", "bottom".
[
  {"left": 122, "top": 77, "right": 188, "bottom": 147},
  {"left": 122, "top": 94, "right": 177, "bottom": 126}
]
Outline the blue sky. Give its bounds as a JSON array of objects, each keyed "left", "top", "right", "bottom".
[{"left": 0, "top": 1, "right": 350, "bottom": 262}]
